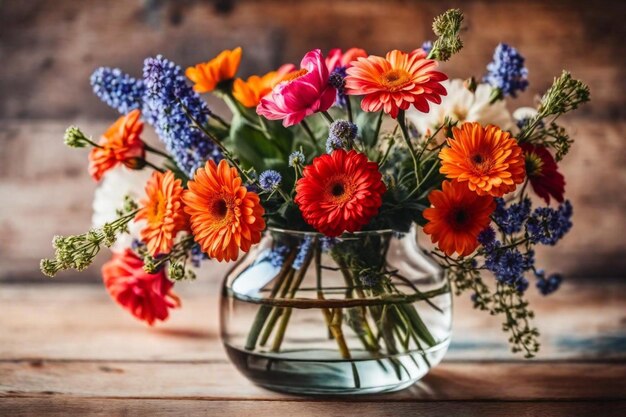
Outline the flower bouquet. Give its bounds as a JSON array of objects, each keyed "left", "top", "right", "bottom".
[{"left": 41, "top": 9, "right": 589, "bottom": 394}]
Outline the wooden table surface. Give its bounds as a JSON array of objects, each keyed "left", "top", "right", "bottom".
[{"left": 1, "top": 279, "right": 625, "bottom": 416}]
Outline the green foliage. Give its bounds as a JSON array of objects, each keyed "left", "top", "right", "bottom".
[
  {"left": 428, "top": 9, "right": 464, "bottom": 61},
  {"left": 444, "top": 260, "right": 540, "bottom": 358},
  {"left": 529, "top": 122, "right": 573, "bottom": 161},
  {"left": 518, "top": 71, "right": 590, "bottom": 161},
  {"left": 225, "top": 113, "right": 286, "bottom": 172},
  {"left": 40, "top": 211, "right": 137, "bottom": 277},
  {"left": 539, "top": 71, "right": 590, "bottom": 117},
  {"left": 355, "top": 110, "right": 382, "bottom": 149},
  {"left": 141, "top": 235, "right": 197, "bottom": 281}
]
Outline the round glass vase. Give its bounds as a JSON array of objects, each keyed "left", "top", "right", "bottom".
[{"left": 220, "top": 227, "right": 452, "bottom": 395}]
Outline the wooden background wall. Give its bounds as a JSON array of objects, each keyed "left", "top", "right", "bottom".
[{"left": 0, "top": 0, "right": 624, "bottom": 281}]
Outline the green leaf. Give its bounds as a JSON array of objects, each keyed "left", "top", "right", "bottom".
[
  {"left": 355, "top": 110, "right": 380, "bottom": 148},
  {"left": 225, "top": 113, "right": 283, "bottom": 171}
]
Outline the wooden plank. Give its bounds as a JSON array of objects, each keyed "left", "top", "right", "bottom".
[
  {"left": 1, "top": 361, "right": 625, "bottom": 401},
  {"left": 1, "top": 1, "right": 623, "bottom": 119},
  {"left": 0, "top": 281, "right": 624, "bottom": 362},
  {"left": 0, "top": 398, "right": 624, "bottom": 417}
]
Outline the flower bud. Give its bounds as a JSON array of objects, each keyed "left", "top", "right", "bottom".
[
  {"left": 64, "top": 126, "right": 90, "bottom": 148},
  {"left": 123, "top": 157, "right": 147, "bottom": 170},
  {"left": 464, "top": 76, "right": 477, "bottom": 93}
]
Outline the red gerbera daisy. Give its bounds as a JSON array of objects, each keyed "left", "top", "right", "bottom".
[
  {"left": 423, "top": 180, "right": 496, "bottom": 257},
  {"left": 295, "top": 149, "right": 386, "bottom": 237},
  {"left": 520, "top": 143, "right": 565, "bottom": 204}
]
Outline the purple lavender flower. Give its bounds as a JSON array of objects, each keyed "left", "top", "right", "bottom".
[
  {"left": 329, "top": 67, "right": 348, "bottom": 107},
  {"left": 293, "top": 236, "right": 313, "bottom": 270},
  {"left": 90, "top": 67, "right": 146, "bottom": 115},
  {"left": 358, "top": 270, "right": 381, "bottom": 287},
  {"left": 484, "top": 43, "right": 529, "bottom": 97},
  {"left": 143, "top": 55, "right": 221, "bottom": 177},
  {"left": 268, "top": 245, "right": 289, "bottom": 268},
  {"left": 477, "top": 226, "right": 497, "bottom": 250},
  {"left": 536, "top": 272, "right": 562, "bottom": 295},
  {"left": 526, "top": 201, "right": 573, "bottom": 245},
  {"left": 190, "top": 243, "right": 209, "bottom": 268},
  {"left": 320, "top": 237, "right": 338, "bottom": 252},
  {"left": 492, "top": 198, "right": 531, "bottom": 235},
  {"left": 485, "top": 248, "right": 526, "bottom": 285},
  {"left": 326, "top": 120, "right": 358, "bottom": 153},
  {"left": 421, "top": 40, "right": 433, "bottom": 54}
]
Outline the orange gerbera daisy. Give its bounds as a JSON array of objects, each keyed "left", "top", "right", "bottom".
[
  {"left": 295, "top": 149, "right": 386, "bottom": 237},
  {"left": 135, "top": 170, "right": 189, "bottom": 257},
  {"left": 439, "top": 122, "right": 526, "bottom": 197},
  {"left": 182, "top": 160, "right": 265, "bottom": 262},
  {"left": 423, "top": 180, "right": 496, "bottom": 257},
  {"left": 186, "top": 47, "right": 242, "bottom": 93},
  {"left": 232, "top": 64, "right": 295, "bottom": 107},
  {"left": 344, "top": 49, "right": 447, "bottom": 118},
  {"left": 89, "top": 109, "right": 145, "bottom": 181}
]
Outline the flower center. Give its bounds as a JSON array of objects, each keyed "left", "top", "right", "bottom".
[
  {"left": 282, "top": 68, "right": 308, "bottom": 82},
  {"left": 448, "top": 207, "right": 470, "bottom": 230},
  {"left": 525, "top": 153, "right": 544, "bottom": 177},
  {"left": 381, "top": 69, "right": 411, "bottom": 91},
  {"left": 326, "top": 177, "right": 356, "bottom": 205},
  {"left": 210, "top": 198, "right": 229, "bottom": 219},
  {"left": 469, "top": 152, "right": 492, "bottom": 173},
  {"left": 472, "top": 154, "right": 484, "bottom": 164},
  {"left": 148, "top": 192, "right": 166, "bottom": 223},
  {"left": 331, "top": 183, "right": 345, "bottom": 197}
]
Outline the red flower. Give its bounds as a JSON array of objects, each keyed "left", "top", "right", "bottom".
[
  {"left": 521, "top": 143, "right": 565, "bottom": 204},
  {"left": 423, "top": 180, "right": 496, "bottom": 257},
  {"left": 102, "top": 249, "right": 180, "bottom": 325},
  {"left": 295, "top": 149, "right": 386, "bottom": 237}
]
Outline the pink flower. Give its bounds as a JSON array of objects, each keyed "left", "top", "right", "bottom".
[
  {"left": 325, "top": 48, "right": 367, "bottom": 72},
  {"left": 257, "top": 49, "right": 336, "bottom": 127}
]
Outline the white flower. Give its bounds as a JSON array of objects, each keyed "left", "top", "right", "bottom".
[
  {"left": 92, "top": 166, "right": 151, "bottom": 251},
  {"left": 406, "top": 79, "right": 515, "bottom": 139},
  {"left": 513, "top": 106, "right": 539, "bottom": 124}
]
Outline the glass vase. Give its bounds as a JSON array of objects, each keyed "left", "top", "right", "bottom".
[{"left": 220, "top": 227, "right": 452, "bottom": 395}]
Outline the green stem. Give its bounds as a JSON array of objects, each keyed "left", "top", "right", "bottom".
[
  {"left": 259, "top": 269, "right": 295, "bottom": 346},
  {"left": 270, "top": 238, "right": 317, "bottom": 352},
  {"left": 315, "top": 243, "right": 334, "bottom": 335},
  {"left": 244, "top": 249, "right": 298, "bottom": 350},
  {"left": 178, "top": 99, "right": 257, "bottom": 185},
  {"left": 211, "top": 112, "right": 231, "bottom": 129},
  {"left": 345, "top": 96, "right": 354, "bottom": 123},
  {"left": 143, "top": 142, "right": 172, "bottom": 160},
  {"left": 329, "top": 308, "right": 351, "bottom": 359},
  {"left": 143, "top": 160, "right": 165, "bottom": 173},
  {"left": 397, "top": 110, "right": 420, "bottom": 182},
  {"left": 300, "top": 119, "right": 321, "bottom": 152},
  {"left": 321, "top": 110, "right": 334, "bottom": 125},
  {"left": 373, "top": 111, "right": 384, "bottom": 143}
]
